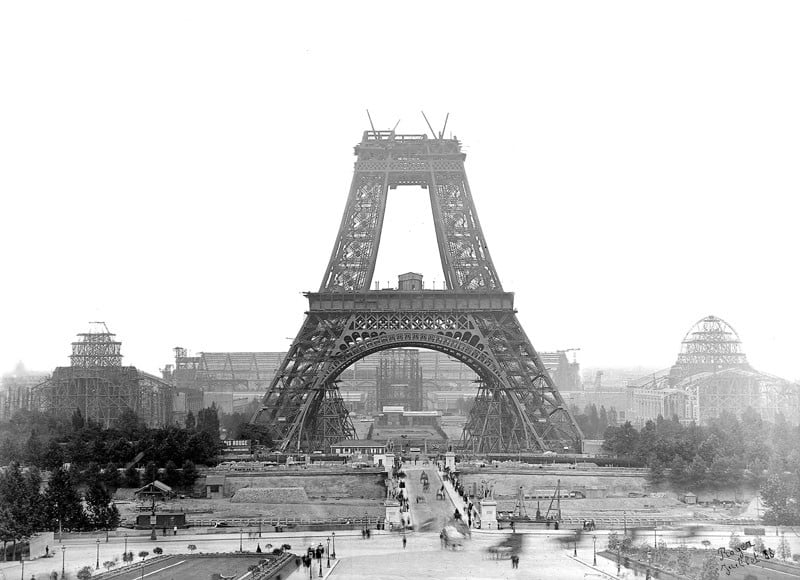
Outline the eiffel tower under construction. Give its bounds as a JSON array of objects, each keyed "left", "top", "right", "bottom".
[{"left": 252, "top": 121, "right": 583, "bottom": 454}]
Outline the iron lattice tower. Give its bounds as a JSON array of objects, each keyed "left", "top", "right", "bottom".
[{"left": 252, "top": 128, "right": 583, "bottom": 453}]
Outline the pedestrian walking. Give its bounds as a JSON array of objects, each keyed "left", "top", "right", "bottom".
[{"left": 402, "top": 535, "right": 407, "bottom": 549}]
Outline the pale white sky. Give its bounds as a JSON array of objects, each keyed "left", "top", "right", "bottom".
[{"left": 1, "top": 2, "right": 798, "bottom": 381}]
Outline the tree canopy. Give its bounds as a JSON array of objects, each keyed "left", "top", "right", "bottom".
[
  {"left": 0, "top": 407, "right": 224, "bottom": 472},
  {"left": 600, "top": 410, "right": 800, "bottom": 523}
]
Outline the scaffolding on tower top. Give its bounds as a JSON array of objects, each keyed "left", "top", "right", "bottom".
[{"left": 70, "top": 321, "right": 123, "bottom": 368}]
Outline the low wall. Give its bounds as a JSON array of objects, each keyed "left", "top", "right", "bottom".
[
  {"left": 457, "top": 471, "right": 647, "bottom": 498},
  {"left": 230, "top": 488, "right": 309, "bottom": 504}
]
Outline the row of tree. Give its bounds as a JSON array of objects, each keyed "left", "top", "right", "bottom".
[
  {"left": 217, "top": 400, "right": 274, "bottom": 446},
  {"left": 601, "top": 409, "right": 800, "bottom": 524},
  {"left": 0, "top": 406, "right": 226, "bottom": 471},
  {"left": 63, "top": 458, "right": 199, "bottom": 490},
  {"left": 0, "top": 463, "right": 120, "bottom": 560},
  {"left": 570, "top": 404, "right": 619, "bottom": 439}
]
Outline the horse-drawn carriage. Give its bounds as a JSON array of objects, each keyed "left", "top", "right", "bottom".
[
  {"left": 441, "top": 525, "right": 466, "bottom": 550},
  {"left": 420, "top": 471, "right": 431, "bottom": 492}
]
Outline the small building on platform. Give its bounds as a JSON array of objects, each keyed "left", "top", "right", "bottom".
[
  {"left": 330, "top": 439, "right": 387, "bottom": 456},
  {"left": 222, "top": 439, "right": 252, "bottom": 458},
  {"left": 377, "top": 407, "right": 441, "bottom": 427}
]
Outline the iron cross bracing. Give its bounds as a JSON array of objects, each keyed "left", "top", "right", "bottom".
[{"left": 252, "top": 129, "right": 583, "bottom": 453}]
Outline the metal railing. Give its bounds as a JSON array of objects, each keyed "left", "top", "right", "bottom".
[{"left": 187, "top": 516, "right": 385, "bottom": 530}]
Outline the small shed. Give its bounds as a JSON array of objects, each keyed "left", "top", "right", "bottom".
[
  {"left": 584, "top": 487, "right": 607, "bottom": 499},
  {"left": 134, "top": 512, "right": 187, "bottom": 530},
  {"left": 680, "top": 492, "right": 697, "bottom": 504},
  {"left": 205, "top": 474, "right": 226, "bottom": 499},
  {"left": 134, "top": 480, "right": 175, "bottom": 502}
]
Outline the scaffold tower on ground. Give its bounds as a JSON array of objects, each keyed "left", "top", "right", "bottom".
[
  {"left": 377, "top": 349, "right": 423, "bottom": 412},
  {"left": 31, "top": 323, "right": 173, "bottom": 428}
]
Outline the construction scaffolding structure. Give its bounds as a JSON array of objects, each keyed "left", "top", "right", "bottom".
[
  {"left": 629, "top": 315, "right": 800, "bottom": 425},
  {"left": 310, "top": 385, "right": 355, "bottom": 452},
  {"left": 681, "top": 369, "right": 765, "bottom": 424},
  {"left": 376, "top": 349, "right": 423, "bottom": 411},
  {"left": 672, "top": 315, "right": 750, "bottom": 377},
  {"left": 31, "top": 323, "right": 173, "bottom": 428},
  {"left": 0, "top": 363, "right": 49, "bottom": 421}
]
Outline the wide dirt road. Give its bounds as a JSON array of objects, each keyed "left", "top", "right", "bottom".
[{"left": 403, "top": 463, "right": 455, "bottom": 533}]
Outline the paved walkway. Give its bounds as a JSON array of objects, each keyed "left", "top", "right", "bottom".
[
  {"left": 401, "top": 464, "right": 454, "bottom": 532},
  {"left": 322, "top": 528, "right": 607, "bottom": 580},
  {"left": 0, "top": 531, "right": 363, "bottom": 580},
  {"left": 5, "top": 527, "right": 799, "bottom": 580}
]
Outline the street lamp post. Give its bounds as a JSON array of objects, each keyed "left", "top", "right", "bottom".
[
  {"left": 331, "top": 531, "right": 336, "bottom": 558},
  {"left": 573, "top": 537, "right": 577, "bottom": 557},
  {"left": 20, "top": 556, "right": 24, "bottom": 580},
  {"left": 239, "top": 528, "right": 243, "bottom": 552},
  {"left": 124, "top": 533, "right": 128, "bottom": 558},
  {"left": 326, "top": 537, "right": 330, "bottom": 568},
  {"left": 96, "top": 538, "right": 101, "bottom": 569},
  {"left": 149, "top": 495, "right": 157, "bottom": 541},
  {"left": 593, "top": 535, "right": 597, "bottom": 566},
  {"left": 61, "top": 546, "right": 66, "bottom": 580}
]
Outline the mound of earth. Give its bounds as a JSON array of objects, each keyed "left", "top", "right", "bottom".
[{"left": 230, "top": 487, "right": 309, "bottom": 503}]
